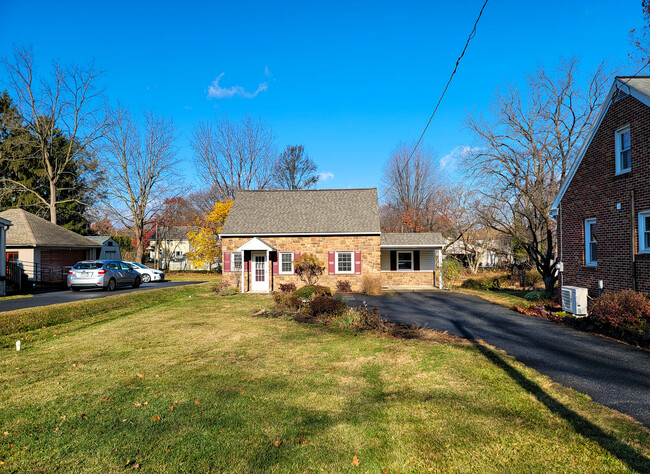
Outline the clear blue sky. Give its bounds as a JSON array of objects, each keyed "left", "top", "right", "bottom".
[{"left": 0, "top": 0, "right": 644, "bottom": 195}]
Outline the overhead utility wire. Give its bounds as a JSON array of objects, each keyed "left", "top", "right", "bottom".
[{"left": 407, "top": 0, "right": 489, "bottom": 164}]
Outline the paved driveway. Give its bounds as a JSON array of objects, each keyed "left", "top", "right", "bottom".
[
  {"left": 0, "top": 280, "right": 204, "bottom": 313},
  {"left": 344, "top": 291, "right": 650, "bottom": 428}
]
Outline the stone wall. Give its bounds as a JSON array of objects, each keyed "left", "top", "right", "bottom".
[
  {"left": 381, "top": 271, "right": 436, "bottom": 287},
  {"left": 221, "top": 235, "right": 381, "bottom": 292}
]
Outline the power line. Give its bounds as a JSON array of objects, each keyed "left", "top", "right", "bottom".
[{"left": 407, "top": 0, "right": 489, "bottom": 164}]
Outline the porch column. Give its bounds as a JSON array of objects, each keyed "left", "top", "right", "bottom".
[{"left": 438, "top": 248, "right": 443, "bottom": 289}]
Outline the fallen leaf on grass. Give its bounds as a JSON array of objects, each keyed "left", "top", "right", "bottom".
[
  {"left": 152, "top": 416, "right": 161, "bottom": 422},
  {"left": 137, "top": 373, "right": 145, "bottom": 379},
  {"left": 134, "top": 402, "right": 142, "bottom": 408},
  {"left": 119, "top": 371, "right": 126, "bottom": 375},
  {"left": 79, "top": 413, "right": 87, "bottom": 419},
  {"left": 122, "top": 419, "right": 127, "bottom": 423},
  {"left": 194, "top": 400, "right": 200, "bottom": 406},
  {"left": 143, "top": 402, "right": 148, "bottom": 406},
  {"left": 352, "top": 455, "right": 360, "bottom": 467},
  {"left": 22, "top": 446, "right": 28, "bottom": 451},
  {"left": 100, "top": 397, "right": 110, "bottom": 402},
  {"left": 274, "top": 438, "right": 282, "bottom": 447},
  {"left": 155, "top": 375, "right": 160, "bottom": 378},
  {"left": 168, "top": 406, "right": 174, "bottom": 411},
  {"left": 2, "top": 431, "right": 8, "bottom": 436},
  {"left": 297, "top": 436, "right": 308, "bottom": 446}
]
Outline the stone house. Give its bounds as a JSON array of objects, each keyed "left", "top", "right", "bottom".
[
  {"left": 219, "top": 188, "right": 445, "bottom": 293},
  {"left": 550, "top": 76, "right": 650, "bottom": 295}
]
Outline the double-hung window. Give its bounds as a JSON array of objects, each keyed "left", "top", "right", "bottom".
[
  {"left": 585, "top": 218, "right": 597, "bottom": 266},
  {"left": 232, "top": 252, "right": 242, "bottom": 272},
  {"left": 279, "top": 252, "right": 294, "bottom": 274},
  {"left": 336, "top": 251, "right": 353, "bottom": 274},
  {"left": 397, "top": 251, "right": 413, "bottom": 271},
  {"left": 615, "top": 125, "right": 631, "bottom": 174},
  {"left": 639, "top": 211, "right": 650, "bottom": 253}
]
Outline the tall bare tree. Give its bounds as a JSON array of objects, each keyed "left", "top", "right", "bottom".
[
  {"left": 1, "top": 46, "right": 109, "bottom": 224},
  {"left": 191, "top": 114, "right": 275, "bottom": 199},
  {"left": 102, "top": 107, "right": 179, "bottom": 263},
  {"left": 273, "top": 145, "right": 319, "bottom": 189},
  {"left": 381, "top": 142, "right": 450, "bottom": 232},
  {"left": 463, "top": 58, "right": 611, "bottom": 291}
]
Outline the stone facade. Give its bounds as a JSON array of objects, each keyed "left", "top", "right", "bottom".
[
  {"left": 559, "top": 93, "right": 650, "bottom": 295},
  {"left": 381, "top": 270, "right": 436, "bottom": 287},
  {"left": 221, "top": 235, "right": 381, "bottom": 292}
]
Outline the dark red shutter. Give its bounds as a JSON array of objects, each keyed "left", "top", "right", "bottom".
[
  {"left": 414, "top": 250, "right": 420, "bottom": 271},
  {"left": 272, "top": 251, "right": 279, "bottom": 276},
  {"left": 354, "top": 251, "right": 362, "bottom": 274},
  {"left": 390, "top": 251, "right": 397, "bottom": 271},
  {"left": 223, "top": 252, "right": 231, "bottom": 272},
  {"left": 243, "top": 251, "right": 250, "bottom": 272},
  {"left": 293, "top": 252, "right": 301, "bottom": 274},
  {"left": 328, "top": 251, "right": 335, "bottom": 274}
]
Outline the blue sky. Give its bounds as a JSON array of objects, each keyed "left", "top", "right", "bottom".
[{"left": 0, "top": 0, "right": 645, "bottom": 196}]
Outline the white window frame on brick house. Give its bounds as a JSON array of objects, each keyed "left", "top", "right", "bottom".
[
  {"left": 336, "top": 251, "right": 354, "bottom": 274},
  {"left": 232, "top": 251, "right": 242, "bottom": 272},
  {"left": 615, "top": 125, "right": 631, "bottom": 175},
  {"left": 279, "top": 252, "right": 294, "bottom": 274},
  {"left": 639, "top": 211, "right": 650, "bottom": 253},
  {"left": 585, "top": 218, "right": 597, "bottom": 266},
  {"left": 397, "top": 251, "right": 413, "bottom": 271}
]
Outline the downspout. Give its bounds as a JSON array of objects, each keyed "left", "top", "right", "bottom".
[
  {"left": 559, "top": 203, "right": 563, "bottom": 289},
  {"left": 437, "top": 248, "right": 443, "bottom": 289},
  {"left": 631, "top": 190, "right": 637, "bottom": 291}
]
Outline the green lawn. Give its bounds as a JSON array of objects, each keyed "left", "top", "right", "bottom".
[{"left": 0, "top": 283, "right": 648, "bottom": 472}]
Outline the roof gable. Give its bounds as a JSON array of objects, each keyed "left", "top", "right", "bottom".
[
  {"left": 551, "top": 76, "right": 650, "bottom": 214},
  {"left": 221, "top": 188, "right": 381, "bottom": 236},
  {"left": 0, "top": 209, "right": 101, "bottom": 248}
]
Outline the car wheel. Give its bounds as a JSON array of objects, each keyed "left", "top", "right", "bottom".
[
  {"left": 106, "top": 278, "right": 116, "bottom": 291},
  {"left": 142, "top": 273, "right": 151, "bottom": 283},
  {"left": 70, "top": 287, "right": 80, "bottom": 292},
  {"left": 133, "top": 276, "right": 141, "bottom": 288}
]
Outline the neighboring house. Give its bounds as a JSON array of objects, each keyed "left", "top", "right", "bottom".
[
  {"left": 148, "top": 227, "right": 213, "bottom": 271},
  {"left": 0, "top": 215, "right": 11, "bottom": 296},
  {"left": 551, "top": 76, "right": 650, "bottom": 296},
  {"left": 445, "top": 229, "right": 514, "bottom": 270},
  {"left": 86, "top": 236, "right": 122, "bottom": 260},
  {"left": 219, "top": 188, "right": 445, "bottom": 293},
  {"left": 0, "top": 209, "right": 101, "bottom": 283}
]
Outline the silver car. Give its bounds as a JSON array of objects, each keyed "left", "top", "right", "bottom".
[{"left": 67, "top": 260, "right": 142, "bottom": 292}]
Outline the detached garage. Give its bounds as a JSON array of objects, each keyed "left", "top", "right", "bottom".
[{"left": 0, "top": 209, "right": 101, "bottom": 284}]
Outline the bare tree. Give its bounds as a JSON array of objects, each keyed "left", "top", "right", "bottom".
[
  {"left": 463, "top": 58, "right": 611, "bottom": 291},
  {"left": 1, "top": 46, "right": 109, "bottom": 224},
  {"left": 381, "top": 142, "right": 450, "bottom": 232},
  {"left": 630, "top": 1, "right": 650, "bottom": 69},
  {"left": 102, "top": 107, "right": 179, "bottom": 263},
  {"left": 273, "top": 145, "right": 319, "bottom": 189},
  {"left": 191, "top": 114, "right": 276, "bottom": 199}
]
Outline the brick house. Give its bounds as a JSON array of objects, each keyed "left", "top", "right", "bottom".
[
  {"left": 550, "top": 76, "right": 650, "bottom": 296},
  {"left": 219, "top": 188, "right": 445, "bottom": 293}
]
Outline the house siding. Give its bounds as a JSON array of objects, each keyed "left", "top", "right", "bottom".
[
  {"left": 221, "top": 235, "right": 381, "bottom": 291},
  {"left": 559, "top": 94, "right": 650, "bottom": 295}
]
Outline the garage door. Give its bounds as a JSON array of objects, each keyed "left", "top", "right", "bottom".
[{"left": 40, "top": 249, "right": 87, "bottom": 283}]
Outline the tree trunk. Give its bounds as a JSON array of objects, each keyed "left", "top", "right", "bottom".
[{"left": 49, "top": 180, "right": 57, "bottom": 225}]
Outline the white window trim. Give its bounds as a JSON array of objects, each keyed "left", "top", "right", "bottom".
[
  {"left": 279, "top": 251, "right": 294, "bottom": 274},
  {"left": 335, "top": 251, "right": 354, "bottom": 274},
  {"left": 615, "top": 125, "right": 631, "bottom": 175},
  {"left": 397, "top": 250, "right": 414, "bottom": 272},
  {"left": 585, "top": 218, "right": 597, "bottom": 266},
  {"left": 232, "top": 251, "right": 243, "bottom": 272},
  {"left": 639, "top": 211, "right": 650, "bottom": 253}
]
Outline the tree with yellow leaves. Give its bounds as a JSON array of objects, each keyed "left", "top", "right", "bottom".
[{"left": 186, "top": 199, "right": 233, "bottom": 268}]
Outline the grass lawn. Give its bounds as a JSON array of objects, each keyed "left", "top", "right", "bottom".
[
  {"left": 453, "top": 287, "right": 532, "bottom": 309},
  {"left": 1, "top": 283, "right": 648, "bottom": 472}
]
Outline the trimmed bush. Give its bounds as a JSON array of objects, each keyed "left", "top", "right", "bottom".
[
  {"left": 273, "top": 293, "right": 302, "bottom": 311},
  {"left": 442, "top": 257, "right": 462, "bottom": 287},
  {"left": 279, "top": 282, "right": 297, "bottom": 294},
  {"left": 362, "top": 275, "right": 382, "bottom": 295},
  {"left": 461, "top": 278, "right": 489, "bottom": 290},
  {"left": 524, "top": 290, "right": 549, "bottom": 302},
  {"left": 308, "top": 295, "right": 346, "bottom": 316},
  {"left": 335, "top": 280, "right": 352, "bottom": 293},
  {"left": 589, "top": 290, "right": 650, "bottom": 334},
  {"left": 293, "top": 285, "right": 332, "bottom": 299}
]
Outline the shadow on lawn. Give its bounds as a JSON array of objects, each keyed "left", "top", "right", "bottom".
[{"left": 451, "top": 320, "right": 650, "bottom": 472}]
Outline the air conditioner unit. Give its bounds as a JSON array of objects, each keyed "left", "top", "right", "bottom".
[{"left": 561, "top": 286, "right": 588, "bottom": 315}]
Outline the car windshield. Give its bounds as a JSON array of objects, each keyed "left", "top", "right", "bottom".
[
  {"left": 73, "top": 262, "right": 103, "bottom": 270},
  {"left": 131, "top": 262, "right": 148, "bottom": 269}
]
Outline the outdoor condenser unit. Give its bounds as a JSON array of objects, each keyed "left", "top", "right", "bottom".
[{"left": 561, "top": 286, "right": 588, "bottom": 315}]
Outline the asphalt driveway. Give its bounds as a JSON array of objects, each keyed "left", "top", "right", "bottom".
[
  {"left": 0, "top": 280, "right": 204, "bottom": 313},
  {"left": 344, "top": 290, "right": 650, "bottom": 428}
]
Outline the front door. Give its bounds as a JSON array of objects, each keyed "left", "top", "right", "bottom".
[{"left": 251, "top": 251, "right": 268, "bottom": 292}]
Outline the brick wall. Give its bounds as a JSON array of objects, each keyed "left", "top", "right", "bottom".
[
  {"left": 560, "top": 94, "right": 650, "bottom": 295},
  {"left": 381, "top": 271, "right": 435, "bottom": 287},
  {"left": 221, "top": 235, "right": 381, "bottom": 292}
]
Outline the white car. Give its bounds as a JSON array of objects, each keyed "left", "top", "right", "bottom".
[{"left": 127, "top": 262, "right": 165, "bottom": 283}]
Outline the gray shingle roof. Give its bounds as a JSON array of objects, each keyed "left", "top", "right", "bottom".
[
  {"left": 86, "top": 236, "right": 113, "bottom": 245},
  {"left": 0, "top": 209, "right": 101, "bottom": 248},
  {"left": 621, "top": 76, "right": 650, "bottom": 98},
  {"left": 221, "top": 189, "right": 381, "bottom": 235},
  {"left": 380, "top": 232, "right": 446, "bottom": 247}
]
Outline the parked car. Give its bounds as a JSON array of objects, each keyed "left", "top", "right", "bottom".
[
  {"left": 68, "top": 260, "right": 141, "bottom": 292},
  {"left": 127, "top": 262, "right": 165, "bottom": 283}
]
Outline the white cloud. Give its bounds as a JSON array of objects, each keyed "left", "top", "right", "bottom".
[
  {"left": 264, "top": 66, "right": 272, "bottom": 78},
  {"left": 439, "top": 145, "right": 479, "bottom": 172},
  {"left": 318, "top": 171, "right": 334, "bottom": 181},
  {"left": 207, "top": 72, "right": 268, "bottom": 99}
]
